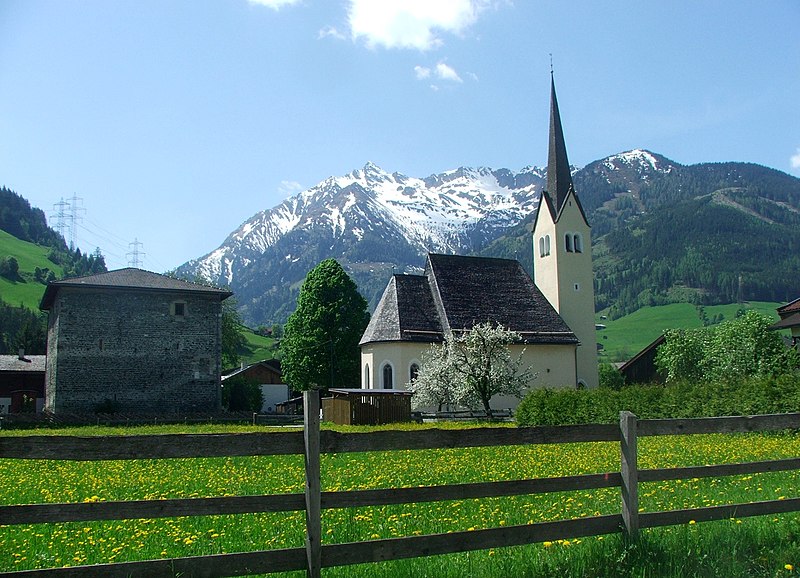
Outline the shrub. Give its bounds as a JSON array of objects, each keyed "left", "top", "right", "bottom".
[
  {"left": 222, "top": 376, "right": 264, "bottom": 412},
  {"left": 516, "top": 372, "right": 800, "bottom": 426},
  {"left": 0, "top": 256, "right": 19, "bottom": 280},
  {"left": 599, "top": 363, "right": 625, "bottom": 390}
]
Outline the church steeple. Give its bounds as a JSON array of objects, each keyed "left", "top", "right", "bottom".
[
  {"left": 545, "top": 74, "right": 574, "bottom": 214},
  {"left": 533, "top": 72, "right": 598, "bottom": 388}
]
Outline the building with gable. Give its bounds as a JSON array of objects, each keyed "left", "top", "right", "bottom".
[
  {"left": 0, "top": 350, "right": 46, "bottom": 414},
  {"left": 359, "top": 75, "right": 599, "bottom": 404},
  {"left": 40, "top": 268, "right": 232, "bottom": 414},
  {"left": 770, "top": 297, "right": 800, "bottom": 349}
]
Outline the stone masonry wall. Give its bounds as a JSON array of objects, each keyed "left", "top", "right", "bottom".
[{"left": 46, "top": 287, "right": 223, "bottom": 414}]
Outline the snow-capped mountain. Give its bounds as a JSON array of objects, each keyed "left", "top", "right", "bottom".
[
  {"left": 177, "top": 161, "right": 553, "bottom": 324},
  {"left": 177, "top": 149, "right": 678, "bottom": 325}
]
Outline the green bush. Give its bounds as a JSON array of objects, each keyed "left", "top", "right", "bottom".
[
  {"left": 598, "top": 363, "right": 625, "bottom": 390},
  {"left": 516, "top": 372, "right": 800, "bottom": 426},
  {"left": 222, "top": 377, "right": 264, "bottom": 412}
]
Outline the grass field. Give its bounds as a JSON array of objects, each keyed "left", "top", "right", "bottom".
[
  {"left": 596, "top": 301, "right": 783, "bottom": 362},
  {"left": 0, "top": 229, "right": 63, "bottom": 309},
  {"left": 1, "top": 424, "right": 798, "bottom": 577},
  {"left": 238, "top": 329, "right": 278, "bottom": 366}
]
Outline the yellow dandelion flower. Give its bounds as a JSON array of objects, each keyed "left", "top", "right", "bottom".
[{"left": 786, "top": 564, "right": 794, "bottom": 571}]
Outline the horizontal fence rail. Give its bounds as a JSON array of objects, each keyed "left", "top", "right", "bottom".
[{"left": 1, "top": 398, "right": 799, "bottom": 578}]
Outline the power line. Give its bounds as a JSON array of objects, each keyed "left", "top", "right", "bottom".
[{"left": 82, "top": 215, "right": 131, "bottom": 247}]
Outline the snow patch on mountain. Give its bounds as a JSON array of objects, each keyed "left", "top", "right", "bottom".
[
  {"left": 603, "top": 149, "right": 675, "bottom": 176},
  {"left": 185, "top": 161, "right": 546, "bottom": 287}
]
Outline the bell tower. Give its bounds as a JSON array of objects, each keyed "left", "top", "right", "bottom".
[{"left": 532, "top": 74, "right": 598, "bottom": 388}]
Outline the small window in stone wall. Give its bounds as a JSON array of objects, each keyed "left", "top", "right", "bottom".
[{"left": 171, "top": 301, "right": 187, "bottom": 318}]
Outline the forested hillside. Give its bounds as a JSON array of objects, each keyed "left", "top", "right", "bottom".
[
  {"left": 485, "top": 159, "right": 800, "bottom": 319},
  {"left": 0, "top": 186, "right": 107, "bottom": 353},
  {"left": 594, "top": 162, "right": 800, "bottom": 317}
]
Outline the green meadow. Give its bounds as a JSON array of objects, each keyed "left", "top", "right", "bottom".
[
  {"left": 1, "top": 424, "right": 798, "bottom": 577},
  {"left": 0, "top": 229, "right": 62, "bottom": 310},
  {"left": 596, "top": 301, "right": 783, "bottom": 362}
]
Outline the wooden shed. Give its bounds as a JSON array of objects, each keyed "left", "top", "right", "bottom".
[
  {"left": 322, "top": 389, "right": 412, "bottom": 426},
  {"left": 618, "top": 334, "right": 666, "bottom": 385}
]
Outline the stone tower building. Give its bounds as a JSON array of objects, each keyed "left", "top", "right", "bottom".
[{"left": 40, "top": 268, "right": 232, "bottom": 414}]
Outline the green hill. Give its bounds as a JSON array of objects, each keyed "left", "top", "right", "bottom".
[
  {"left": 596, "top": 301, "right": 782, "bottom": 362},
  {"left": 0, "top": 228, "right": 64, "bottom": 310},
  {"left": 239, "top": 328, "right": 279, "bottom": 367},
  {"left": 0, "top": 186, "right": 108, "bottom": 353}
]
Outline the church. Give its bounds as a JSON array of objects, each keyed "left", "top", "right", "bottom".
[{"left": 359, "top": 76, "right": 598, "bottom": 405}]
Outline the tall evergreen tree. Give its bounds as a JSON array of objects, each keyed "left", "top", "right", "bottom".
[{"left": 281, "top": 259, "right": 369, "bottom": 390}]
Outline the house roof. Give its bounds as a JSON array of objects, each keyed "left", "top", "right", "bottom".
[
  {"left": 359, "top": 274, "right": 444, "bottom": 345},
  {"left": 328, "top": 388, "right": 413, "bottom": 396},
  {"left": 770, "top": 312, "right": 800, "bottom": 330},
  {"left": 40, "top": 268, "right": 233, "bottom": 310},
  {"left": 778, "top": 297, "right": 800, "bottom": 316},
  {"left": 222, "top": 359, "right": 282, "bottom": 381},
  {"left": 618, "top": 334, "right": 666, "bottom": 373},
  {"left": 0, "top": 355, "right": 46, "bottom": 373},
  {"left": 360, "top": 253, "right": 578, "bottom": 346}
]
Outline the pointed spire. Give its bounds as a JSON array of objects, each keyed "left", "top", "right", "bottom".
[{"left": 546, "top": 72, "right": 574, "bottom": 213}]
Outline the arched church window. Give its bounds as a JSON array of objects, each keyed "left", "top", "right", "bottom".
[
  {"left": 410, "top": 363, "right": 420, "bottom": 382},
  {"left": 565, "top": 233, "right": 573, "bottom": 252},
  {"left": 539, "top": 237, "right": 545, "bottom": 258},
  {"left": 382, "top": 363, "right": 393, "bottom": 389},
  {"left": 364, "top": 364, "right": 370, "bottom": 388},
  {"left": 574, "top": 234, "right": 583, "bottom": 253},
  {"left": 545, "top": 235, "right": 550, "bottom": 255}
]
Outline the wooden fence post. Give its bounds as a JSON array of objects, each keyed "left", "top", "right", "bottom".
[
  {"left": 304, "top": 388, "right": 322, "bottom": 578},
  {"left": 620, "top": 410, "right": 639, "bottom": 541}
]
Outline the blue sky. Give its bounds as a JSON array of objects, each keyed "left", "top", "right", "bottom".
[{"left": 1, "top": 0, "right": 798, "bottom": 272}]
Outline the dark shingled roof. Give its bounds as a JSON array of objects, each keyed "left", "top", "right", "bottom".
[
  {"left": 360, "top": 254, "right": 577, "bottom": 346},
  {"left": 40, "top": 268, "right": 232, "bottom": 310},
  {"left": 359, "top": 275, "right": 443, "bottom": 345},
  {"left": 427, "top": 254, "right": 577, "bottom": 344}
]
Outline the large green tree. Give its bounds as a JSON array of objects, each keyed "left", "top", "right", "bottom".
[
  {"left": 281, "top": 259, "right": 370, "bottom": 390},
  {"left": 221, "top": 298, "right": 247, "bottom": 370}
]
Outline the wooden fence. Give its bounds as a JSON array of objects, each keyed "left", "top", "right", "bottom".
[{"left": 0, "top": 390, "right": 799, "bottom": 578}]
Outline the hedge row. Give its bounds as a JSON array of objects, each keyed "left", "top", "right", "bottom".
[{"left": 515, "top": 373, "right": 800, "bottom": 427}]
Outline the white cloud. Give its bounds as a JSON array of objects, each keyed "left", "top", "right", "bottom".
[
  {"left": 792, "top": 148, "right": 800, "bottom": 170},
  {"left": 278, "top": 180, "right": 305, "bottom": 196},
  {"left": 347, "top": 0, "right": 489, "bottom": 50},
  {"left": 248, "top": 0, "right": 302, "bottom": 8},
  {"left": 415, "top": 61, "right": 464, "bottom": 86},
  {"left": 318, "top": 25, "right": 346, "bottom": 40},
  {"left": 414, "top": 65, "right": 432, "bottom": 79},
  {"left": 435, "top": 61, "right": 462, "bottom": 82}
]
